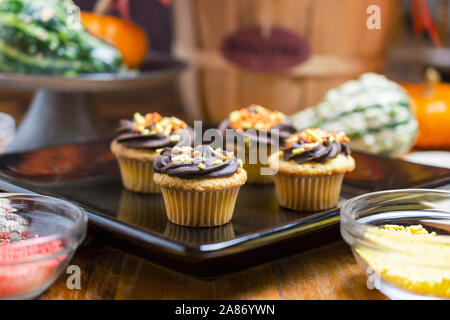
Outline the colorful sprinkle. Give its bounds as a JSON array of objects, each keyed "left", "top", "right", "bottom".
[
  {"left": 170, "top": 134, "right": 181, "bottom": 142},
  {"left": 134, "top": 112, "right": 146, "bottom": 124},
  {"left": 228, "top": 105, "right": 286, "bottom": 131},
  {"left": 286, "top": 128, "right": 350, "bottom": 149},
  {"left": 132, "top": 112, "right": 187, "bottom": 137},
  {"left": 292, "top": 147, "right": 305, "bottom": 155}
]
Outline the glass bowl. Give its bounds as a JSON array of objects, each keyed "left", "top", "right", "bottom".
[
  {"left": 341, "top": 189, "right": 450, "bottom": 300},
  {"left": 0, "top": 193, "right": 87, "bottom": 299},
  {"left": 0, "top": 112, "right": 15, "bottom": 153}
]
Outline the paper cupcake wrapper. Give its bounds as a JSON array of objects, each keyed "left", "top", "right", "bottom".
[
  {"left": 160, "top": 187, "right": 241, "bottom": 227},
  {"left": 117, "top": 190, "right": 167, "bottom": 229},
  {"left": 117, "top": 157, "right": 160, "bottom": 194},
  {"left": 273, "top": 173, "right": 344, "bottom": 211}
]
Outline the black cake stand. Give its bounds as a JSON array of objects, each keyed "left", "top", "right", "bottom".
[{"left": 0, "top": 53, "right": 186, "bottom": 152}]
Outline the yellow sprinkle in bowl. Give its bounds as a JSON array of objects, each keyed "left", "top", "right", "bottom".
[{"left": 341, "top": 189, "right": 450, "bottom": 300}]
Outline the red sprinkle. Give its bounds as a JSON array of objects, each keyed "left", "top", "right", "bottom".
[{"left": 0, "top": 236, "right": 66, "bottom": 298}]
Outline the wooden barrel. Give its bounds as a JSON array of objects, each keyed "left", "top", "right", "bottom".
[{"left": 172, "top": 0, "right": 399, "bottom": 124}]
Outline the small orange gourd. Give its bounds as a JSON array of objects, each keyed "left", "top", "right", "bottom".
[
  {"left": 402, "top": 69, "right": 450, "bottom": 149},
  {"left": 80, "top": 12, "right": 149, "bottom": 69}
]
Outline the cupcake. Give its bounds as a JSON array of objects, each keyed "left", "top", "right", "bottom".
[
  {"left": 111, "top": 112, "right": 193, "bottom": 193},
  {"left": 153, "top": 145, "right": 247, "bottom": 227},
  {"left": 218, "top": 105, "right": 296, "bottom": 184},
  {"left": 269, "top": 128, "right": 355, "bottom": 211}
]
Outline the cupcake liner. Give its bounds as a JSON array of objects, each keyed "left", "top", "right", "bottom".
[
  {"left": 160, "top": 187, "right": 241, "bottom": 227},
  {"left": 117, "top": 157, "right": 160, "bottom": 194},
  {"left": 117, "top": 190, "right": 167, "bottom": 230},
  {"left": 273, "top": 173, "right": 344, "bottom": 211}
]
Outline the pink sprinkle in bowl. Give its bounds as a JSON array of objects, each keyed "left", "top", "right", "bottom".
[{"left": 0, "top": 193, "right": 87, "bottom": 299}]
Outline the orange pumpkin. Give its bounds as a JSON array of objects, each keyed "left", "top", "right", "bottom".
[
  {"left": 402, "top": 69, "right": 450, "bottom": 149},
  {"left": 81, "top": 12, "right": 149, "bottom": 69}
]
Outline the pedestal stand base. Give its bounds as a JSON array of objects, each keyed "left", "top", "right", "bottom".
[{"left": 8, "top": 90, "right": 112, "bottom": 153}]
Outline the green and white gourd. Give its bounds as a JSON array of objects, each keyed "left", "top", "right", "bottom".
[
  {"left": 0, "top": 0, "right": 123, "bottom": 75},
  {"left": 290, "top": 73, "right": 418, "bottom": 157}
]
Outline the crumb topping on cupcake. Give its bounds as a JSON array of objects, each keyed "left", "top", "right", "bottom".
[
  {"left": 115, "top": 112, "right": 193, "bottom": 150},
  {"left": 218, "top": 105, "right": 296, "bottom": 147},
  {"left": 228, "top": 105, "right": 286, "bottom": 130},
  {"left": 153, "top": 145, "right": 243, "bottom": 179},
  {"left": 283, "top": 128, "right": 351, "bottom": 164}
]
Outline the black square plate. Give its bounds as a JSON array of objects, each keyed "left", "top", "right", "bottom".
[{"left": 0, "top": 141, "right": 449, "bottom": 277}]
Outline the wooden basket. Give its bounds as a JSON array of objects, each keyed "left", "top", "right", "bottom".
[{"left": 172, "top": 0, "right": 399, "bottom": 124}]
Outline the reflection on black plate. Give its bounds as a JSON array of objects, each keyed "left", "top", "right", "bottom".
[{"left": 0, "top": 141, "right": 448, "bottom": 276}]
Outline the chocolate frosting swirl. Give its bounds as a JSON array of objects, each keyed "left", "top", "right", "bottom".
[
  {"left": 153, "top": 145, "right": 240, "bottom": 179},
  {"left": 115, "top": 119, "right": 193, "bottom": 150},
  {"left": 282, "top": 128, "right": 351, "bottom": 164},
  {"left": 218, "top": 119, "right": 296, "bottom": 147},
  {"left": 283, "top": 140, "right": 350, "bottom": 164}
]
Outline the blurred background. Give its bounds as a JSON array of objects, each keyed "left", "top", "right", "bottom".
[{"left": 0, "top": 0, "right": 449, "bottom": 158}]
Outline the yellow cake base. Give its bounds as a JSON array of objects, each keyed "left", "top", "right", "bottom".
[
  {"left": 273, "top": 173, "right": 344, "bottom": 211},
  {"left": 116, "top": 157, "right": 161, "bottom": 194},
  {"left": 160, "top": 186, "right": 241, "bottom": 227}
]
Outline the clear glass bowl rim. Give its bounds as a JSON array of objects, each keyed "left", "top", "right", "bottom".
[
  {"left": 341, "top": 188, "right": 450, "bottom": 256},
  {"left": 0, "top": 193, "right": 87, "bottom": 266}
]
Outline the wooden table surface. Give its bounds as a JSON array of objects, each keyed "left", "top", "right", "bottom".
[{"left": 39, "top": 236, "right": 386, "bottom": 300}]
